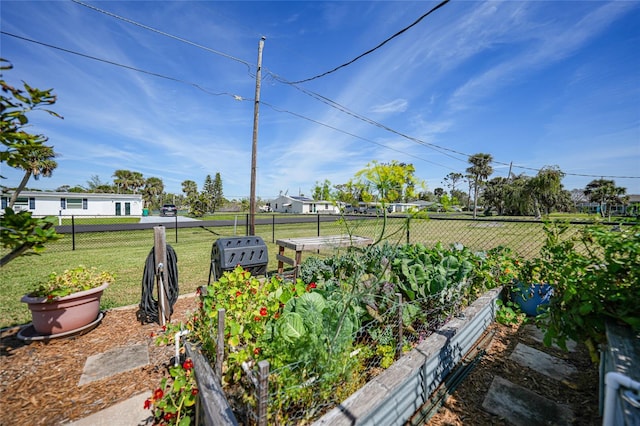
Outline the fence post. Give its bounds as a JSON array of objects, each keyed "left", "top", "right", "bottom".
[
  {"left": 272, "top": 214, "right": 275, "bottom": 243},
  {"left": 396, "top": 292, "right": 403, "bottom": 360},
  {"left": 216, "top": 308, "right": 225, "bottom": 379},
  {"left": 71, "top": 215, "right": 76, "bottom": 250},
  {"left": 174, "top": 214, "right": 178, "bottom": 243},
  {"left": 246, "top": 214, "right": 249, "bottom": 236},
  {"left": 317, "top": 214, "right": 320, "bottom": 237},
  {"left": 257, "top": 360, "right": 270, "bottom": 426},
  {"left": 406, "top": 216, "right": 411, "bottom": 244},
  {"left": 154, "top": 226, "right": 170, "bottom": 326}
]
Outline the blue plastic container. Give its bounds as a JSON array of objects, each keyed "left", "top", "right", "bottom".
[{"left": 512, "top": 282, "right": 553, "bottom": 316}]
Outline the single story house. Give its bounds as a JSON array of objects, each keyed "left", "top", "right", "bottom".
[
  {"left": 267, "top": 195, "right": 340, "bottom": 214},
  {"left": 1, "top": 191, "right": 143, "bottom": 217}
]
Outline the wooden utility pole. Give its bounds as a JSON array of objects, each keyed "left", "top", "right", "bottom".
[{"left": 249, "top": 36, "right": 266, "bottom": 236}]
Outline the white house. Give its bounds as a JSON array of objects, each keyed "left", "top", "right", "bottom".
[
  {"left": 268, "top": 195, "right": 340, "bottom": 214},
  {"left": 1, "top": 191, "right": 143, "bottom": 217}
]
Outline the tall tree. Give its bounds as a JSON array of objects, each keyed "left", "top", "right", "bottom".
[
  {"left": 466, "top": 153, "right": 493, "bottom": 219},
  {"left": 443, "top": 172, "right": 464, "bottom": 196},
  {"left": 354, "top": 160, "right": 421, "bottom": 204},
  {"left": 584, "top": 179, "right": 627, "bottom": 220},
  {"left": 202, "top": 175, "right": 215, "bottom": 212},
  {"left": 0, "top": 59, "right": 61, "bottom": 265},
  {"left": 113, "top": 170, "right": 134, "bottom": 193},
  {"left": 143, "top": 177, "right": 164, "bottom": 210},
  {"left": 211, "top": 173, "right": 224, "bottom": 213},
  {"left": 8, "top": 144, "right": 57, "bottom": 208},
  {"left": 528, "top": 166, "right": 565, "bottom": 217},
  {"left": 312, "top": 179, "right": 332, "bottom": 201},
  {"left": 483, "top": 177, "right": 508, "bottom": 215}
]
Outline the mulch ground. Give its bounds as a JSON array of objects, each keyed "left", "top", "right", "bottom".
[
  {"left": 1, "top": 298, "right": 601, "bottom": 426},
  {"left": 0, "top": 295, "right": 199, "bottom": 426},
  {"left": 427, "top": 321, "right": 601, "bottom": 425}
]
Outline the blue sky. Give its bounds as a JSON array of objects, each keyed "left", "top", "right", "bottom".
[{"left": 2, "top": 0, "right": 639, "bottom": 199}]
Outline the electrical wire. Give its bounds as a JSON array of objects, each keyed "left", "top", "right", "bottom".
[
  {"left": 0, "top": 31, "right": 246, "bottom": 100},
  {"left": 63, "top": 1, "right": 640, "bottom": 181},
  {"left": 71, "top": 0, "right": 253, "bottom": 75},
  {"left": 288, "top": 0, "right": 450, "bottom": 84}
]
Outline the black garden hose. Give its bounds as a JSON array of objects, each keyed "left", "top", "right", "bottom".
[{"left": 137, "top": 244, "right": 179, "bottom": 325}]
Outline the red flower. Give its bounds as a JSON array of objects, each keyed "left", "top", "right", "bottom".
[
  {"left": 144, "top": 398, "right": 152, "bottom": 409},
  {"left": 161, "top": 325, "right": 166, "bottom": 332},
  {"left": 306, "top": 282, "right": 317, "bottom": 291},
  {"left": 182, "top": 359, "right": 194, "bottom": 370},
  {"left": 153, "top": 388, "right": 164, "bottom": 400},
  {"left": 196, "top": 287, "right": 202, "bottom": 296},
  {"left": 260, "top": 307, "right": 268, "bottom": 316},
  {"left": 274, "top": 312, "right": 280, "bottom": 319},
  {"left": 191, "top": 388, "right": 199, "bottom": 396},
  {"left": 164, "top": 413, "right": 174, "bottom": 421},
  {"left": 253, "top": 347, "right": 261, "bottom": 355},
  {"left": 254, "top": 316, "right": 261, "bottom": 322},
  {"left": 236, "top": 291, "right": 242, "bottom": 297}
]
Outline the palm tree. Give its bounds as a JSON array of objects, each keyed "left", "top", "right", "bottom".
[
  {"left": 143, "top": 177, "right": 164, "bottom": 210},
  {"left": 466, "top": 153, "right": 493, "bottom": 219},
  {"left": 113, "top": 170, "right": 134, "bottom": 193},
  {"left": 8, "top": 144, "right": 57, "bottom": 208},
  {"left": 584, "top": 179, "right": 627, "bottom": 220}
]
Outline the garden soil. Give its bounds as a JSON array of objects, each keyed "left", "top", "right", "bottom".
[{"left": 1, "top": 295, "right": 601, "bottom": 426}]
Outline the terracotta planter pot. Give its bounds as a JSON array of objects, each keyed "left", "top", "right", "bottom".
[{"left": 20, "top": 282, "right": 109, "bottom": 335}]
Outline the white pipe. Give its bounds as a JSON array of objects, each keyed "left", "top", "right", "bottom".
[
  {"left": 174, "top": 330, "right": 190, "bottom": 366},
  {"left": 603, "top": 371, "right": 640, "bottom": 426}
]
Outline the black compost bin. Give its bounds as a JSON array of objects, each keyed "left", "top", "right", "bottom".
[{"left": 208, "top": 236, "right": 269, "bottom": 284}]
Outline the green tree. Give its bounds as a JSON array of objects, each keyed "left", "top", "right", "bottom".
[
  {"left": 8, "top": 144, "right": 57, "bottom": 208},
  {"left": 202, "top": 175, "right": 214, "bottom": 212},
  {"left": 86, "top": 175, "right": 112, "bottom": 193},
  {"left": 211, "top": 173, "right": 224, "bottom": 214},
  {"left": 1, "top": 59, "right": 61, "bottom": 265},
  {"left": 483, "top": 177, "right": 508, "bottom": 215},
  {"left": 584, "top": 179, "right": 627, "bottom": 220},
  {"left": 113, "top": 170, "right": 134, "bottom": 193},
  {"left": 443, "top": 172, "right": 464, "bottom": 196},
  {"left": 354, "top": 160, "right": 421, "bottom": 204},
  {"left": 143, "top": 177, "right": 164, "bottom": 210},
  {"left": 466, "top": 153, "right": 493, "bottom": 219},
  {"left": 528, "top": 166, "right": 565, "bottom": 217},
  {"left": 312, "top": 179, "right": 332, "bottom": 201}
]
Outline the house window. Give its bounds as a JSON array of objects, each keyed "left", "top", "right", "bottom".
[
  {"left": 61, "top": 198, "right": 66, "bottom": 209},
  {"left": 14, "top": 197, "right": 29, "bottom": 210},
  {"left": 66, "top": 198, "right": 84, "bottom": 209},
  {"left": 1, "top": 197, "right": 7, "bottom": 209},
  {"left": 29, "top": 198, "right": 35, "bottom": 209}
]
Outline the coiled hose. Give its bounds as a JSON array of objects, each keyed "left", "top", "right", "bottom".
[{"left": 137, "top": 244, "right": 179, "bottom": 325}]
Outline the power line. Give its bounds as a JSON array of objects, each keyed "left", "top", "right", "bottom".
[
  {"left": 261, "top": 101, "right": 459, "bottom": 171},
  {"left": 71, "top": 0, "right": 253, "bottom": 74},
  {"left": 288, "top": 0, "right": 450, "bottom": 84},
  {"left": 0, "top": 31, "right": 244, "bottom": 100},
  {"left": 66, "top": 0, "right": 638, "bottom": 181}
]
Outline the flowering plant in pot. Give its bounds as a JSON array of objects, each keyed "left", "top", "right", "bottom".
[{"left": 21, "top": 265, "right": 114, "bottom": 335}]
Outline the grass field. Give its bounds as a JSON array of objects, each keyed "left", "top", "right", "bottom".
[{"left": 0, "top": 215, "right": 594, "bottom": 328}]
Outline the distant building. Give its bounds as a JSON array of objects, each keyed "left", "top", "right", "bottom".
[
  {"left": 268, "top": 195, "right": 340, "bottom": 214},
  {"left": 1, "top": 191, "right": 143, "bottom": 217}
]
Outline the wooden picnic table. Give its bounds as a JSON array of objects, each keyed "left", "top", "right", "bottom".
[{"left": 276, "top": 235, "right": 373, "bottom": 280}]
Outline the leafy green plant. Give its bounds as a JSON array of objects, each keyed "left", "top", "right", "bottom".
[
  {"left": 145, "top": 358, "right": 198, "bottom": 425},
  {"left": 27, "top": 265, "right": 114, "bottom": 300},
  {"left": 495, "top": 299, "right": 525, "bottom": 326},
  {"left": 536, "top": 222, "right": 640, "bottom": 362}
]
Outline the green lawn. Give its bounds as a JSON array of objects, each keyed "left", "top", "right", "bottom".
[{"left": 0, "top": 215, "right": 588, "bottom": 328}]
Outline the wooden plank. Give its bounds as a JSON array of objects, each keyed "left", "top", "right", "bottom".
[
  {"left": 276, "top": 254, "right": 296, "bottom": 266},
  {"left": 276, "top": 235, "right": 373, "bottom": 251}
]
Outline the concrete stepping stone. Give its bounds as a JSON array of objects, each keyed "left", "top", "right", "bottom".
[
  {"left": 79, "top": 343, "right": 149, "bottom": 385},
  {"left": 523, "top": 324, "right": 577, "bottom": 352},
  {"left": 482, "top": 376, "right": 575, "bottom": 426},
  {"left": 509, "top": 343, "right": 577, "bottom": 383}
]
